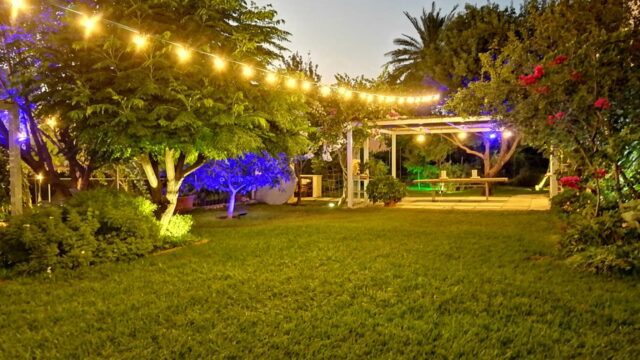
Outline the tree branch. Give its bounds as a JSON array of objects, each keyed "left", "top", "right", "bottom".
[{"left": 441, "top": 134, "right": 484, "bottom": 159}]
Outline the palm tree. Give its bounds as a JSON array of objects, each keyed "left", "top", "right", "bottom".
[{"left": 385, "top": 2, "right": 457, "bottom": 84}]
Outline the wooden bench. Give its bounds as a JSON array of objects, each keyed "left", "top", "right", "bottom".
[{"left": 413, "top": 177, "right": 509, "bottom": 201}]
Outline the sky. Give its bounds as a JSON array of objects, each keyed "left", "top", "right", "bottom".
[{"left": 256, "top": 0, "right": 520, "bottom": 82}]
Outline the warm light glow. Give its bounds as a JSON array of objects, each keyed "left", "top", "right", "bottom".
[
  {"left": 10, "top": 0, "right": 26, "bottom": 20},
  {"left": 433, "top": 93, "right": 441, "bottom": 101},
  {"left": 503, "top": 130, "right": 514, "bottom": 138},
  {"left": 212, "top": 57, "right": 226, "bottom": 71},
  {"left": 36, "top": 173, "right": 43, "bottom": 181},
  {"left": 358, "top": 92, "right": 368, "bottom": 101},
  {"left": 377, "top": 95, "right": 386, "bottom": 103},
  {"left": 366, "top": 94, "right": 374, "bottom": 103},
  {"left": 241, "top": 65, "right": 254, "bottom": 78},
  {"left": 301, "top": 80, "right": 312, "bottom": 92},
  {"left": 398, "top": 97, "right": 406, "bottom": 105},
  {"left": 328, "top": 202, "right": 336, "bottom": 208},
  {"left": 457, "top": 132, "right": 468, "bottom": 140},
  {"left": 45, "top": 116, "right": 57, "bottom": 128},
  {"left": 407, "top": 97, "right": 416, "bottom": 104},
  {"left": 285, "top": 78, "right": 297, "bottom": 89},
  {"left": 81, "top": 14, "right": 101, "bottom": 37},
  {"left": 265, "top": 72, "right": 278, "bottom": 84},
  {"left": 385, "top": 96, "right": 396, "bottom": 104},
  {"left": 343, "top": 89, "right": 353, "bottom": 99},
  {"left": 415, "top": 134, "right": 426, "bottom": 143},
  {"left": 132, "top": 34, "right": 148, "bottom": 50},
  {"left": 320, "top": 86, "right": 331, "bottom": 97},
  {"left": 175, "top": 46, "right": 191, "bottom": 63}
]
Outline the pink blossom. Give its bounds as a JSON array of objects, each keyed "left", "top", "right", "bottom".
[
  {"left": 594, "top": 168, "right": 607, "bottom": 179},
  {"left": 552, "top": 55, "right": 568, "bottom": 65},
  {"left": 559, "top": 176, "right": 582, "bottom": 190},
  {"left": 534, "top": 86, "right": 550, "bottom": 94},
  {"left": 554, "top": 112, "right": 565, "bottom": 120}
]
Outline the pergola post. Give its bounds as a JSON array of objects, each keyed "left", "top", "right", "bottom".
[
  {"left": 346, "top": 125, "right": 354, "bottom": 208},
  {"left": 1, "top": 101, "right": 23, "bottom": 216},
  {"left": 549, "top": 151, "right": 559, "bottom": 198},
  {"left": 363, "top": 137, "right": 370, "bottom": 201},
  {"left": 391, "top": 133, "right": 397, "bottom": 178}
]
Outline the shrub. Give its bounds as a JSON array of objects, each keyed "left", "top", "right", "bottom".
[
  {"left": 161, "top": 214, "right": 194, "bottom": 246},
  {"left": 0, "top": 189, "right": 162, "bottom": 274},
  {"left": 366, "top": 176, "right": 407, "bottom": 205},
  {"left": 551, "top": 189, "right": 596, "bottom": 216}
]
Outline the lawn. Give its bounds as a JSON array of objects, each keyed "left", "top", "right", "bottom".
[{"left": 1, "top": 205, "right": 639, "bottom": 358}]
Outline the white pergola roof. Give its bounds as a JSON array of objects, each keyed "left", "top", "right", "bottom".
[{"left": 374, "top": 116, "right": 497, "bottom": 135}]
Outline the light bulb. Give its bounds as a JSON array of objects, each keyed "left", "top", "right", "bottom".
[
  {"left": 301, "top": 81, "right": 312, "bottom": 92},
  {"left": 212, "top": 57, "right": 226, "bottom": 71},
  {"left": 320, "top": 86, "right": 331, "bottom": 97},
  {"left": 241, "top": 65, "right": 254, "bottom": 78},
  {"left": 265, "top": 72, "right": 278, "bottom": 84},
  {"left": 285, "top": 78, "right": 297, "bottom": 89},
  {"left": 81, "top": 14, "right": 101, "bottom": 37},
  {"left": 415, "top": 134, "right": 426, "bottom": 143},
  {"left": 132, "top": 34, "right": 148, "bottom": 51},
  {"left": 457, "top": 132, "right": 468, "bottom": 140}
]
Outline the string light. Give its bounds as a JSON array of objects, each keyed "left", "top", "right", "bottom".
[
  {"left": 212, "top": 57, "right": 226, "bottom": 71},
  {"left": 358, "top": 92, "right": 367, "bottom": 101},
  {"left": 503, "top": 129, "right": 514, "bottom": 138},
  {"left": 241, "top": 65, "right": 254, "bottom": 78},
  {"left": 80, "top": 14, "right": 101, "bottom": 37},
  {"left": 175, "top": 46, "right": 191, "bottom": 63},
  {"left": 51, "top": 4, "right": 441, "bottom": 105},
  {"left": 457, "top": 132, "right": 468, "bottom": 140},
  {"left": 415, "top": 134, "right": 426, "bottom": 143},
  {"left": 285, "top": 78, "right": 297, "bottom": 89},
  {"left": 320, "top": 86, "right": 331, "bottom": 97},
  {"left": 265, "top": 72, "right": 278, "bottom": 84},
  {"left": 132, "top": 34, "right": 148, "bottom": 51},
  {"left": 10, "top": 0, "right": 26, "bottom": 20}
]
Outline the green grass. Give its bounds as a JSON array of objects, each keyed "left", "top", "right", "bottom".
[{"left": 1, "top": 205, "right": 639, "bottom": 358}]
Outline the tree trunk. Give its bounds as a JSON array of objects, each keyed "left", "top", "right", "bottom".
[
  {"left": 295, "top": 160, "right": 303, "bottom": 205},
  {"left": 227, "top": 190, "right": 238, "bottom": 219}
]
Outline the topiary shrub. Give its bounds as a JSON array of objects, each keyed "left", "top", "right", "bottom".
[
  {"left": 0, "top": 189, "right": 162, "bottom": 274},
  {"left": 366, "top": 176, "right": 407, "bottom": 206}
]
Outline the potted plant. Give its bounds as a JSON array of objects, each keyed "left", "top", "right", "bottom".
[
  {"left": 366, "top": 175, "right": 407, "bottom": 207},
  {"left": 176, "top": 183, "right": 197, "bottom": 213}
]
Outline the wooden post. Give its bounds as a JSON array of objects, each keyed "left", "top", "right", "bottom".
[
  {"left": 346, "top": 126, "right": 354, "bottom": 208},
  {"left": 549, "top": 151, "right": 559, "bottom": 198},
  {"left": 391, "top": 133, "right": 397, "bottom": 178},
  {"left": 363, "top": 138, "right": 369, "bottom": 201},
  {"left": 2, "top": 101, "right": 22, "bottom": 216}
]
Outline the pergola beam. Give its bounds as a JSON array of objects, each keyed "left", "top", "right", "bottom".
[
  {"left": 378, "top": 127, "right": 493, "bottom": 135},
  {"left": 375, "top": 116, "right": 492, "bottom": 126}
]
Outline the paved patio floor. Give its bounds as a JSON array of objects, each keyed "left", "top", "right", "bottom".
[{"left": 396, "top": 195, "right": 550, "bottom": 211}]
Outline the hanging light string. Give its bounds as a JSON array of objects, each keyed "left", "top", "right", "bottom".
[{"left": 11, "top": 0, "right": 441, "bottom": 106}]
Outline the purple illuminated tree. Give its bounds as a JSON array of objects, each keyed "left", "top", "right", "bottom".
[{"left": 185, "top": 152, "right": 291, "bottom": 219}]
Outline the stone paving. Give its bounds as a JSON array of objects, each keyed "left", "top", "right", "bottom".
[{"left": 395, "top": 194, "right": 550, "bottom": 211}]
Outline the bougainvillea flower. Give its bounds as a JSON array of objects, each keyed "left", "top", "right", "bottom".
[
  {"left": 594, "top": 168, "right": 607, "bottom": 179},
  {"left": 533, "top": 65, "right": 545, "bottom": 78},
  {"left": 594, "top": 97, "right": 611, "bottom": 110},
  {"left": 552, "top": 55, "right": 568, "bottom": 65},
  {"left": 534, "top": 86, "right": 550, "bottom": 94},
  {"left": 559, "top": 176, "right": 582, "bottom": 190},
  {"left": 554, "top": 112, "right": 566, "bottom": 120},
  {"left": 570, "top": 70, "right": 583, "bottom": 81},
  {"left": 519, "top": 74, "right": 538, "bottom": 86},
  {"left": 547, "top": 115, "right": 556, "bottom": 125}
]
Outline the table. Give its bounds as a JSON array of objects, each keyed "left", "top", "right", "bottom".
[{"left": 413, "top": 177, "right": 509, "bottom": 201}]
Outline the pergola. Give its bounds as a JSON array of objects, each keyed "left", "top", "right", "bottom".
[{"left": 345, "top": 116, "right": 500, "bottom": 208}]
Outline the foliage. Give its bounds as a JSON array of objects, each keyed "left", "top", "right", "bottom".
[
  {"left": 0, "top": 148, "right": 8, "bottom": 220},
  {"left": 362, "top": 158, "right": 389, "bottom": 178},
  {"left": 1, "top": 208, "right": 640, "bottom": 358},
  {"left": 550, "top": 189, "right": 596, "bottom": 216},
  {"left": 0, "top": 189, "right": 161, "bottom": 274},
  {"left": 161, "top": 214, "right": 195, "bottom": 246},
  {"left": 185, "top": 152, "right": 291, "bottom": 217},
  {"left": 366, "top": 175, "right": 407, "bottom": 205}
]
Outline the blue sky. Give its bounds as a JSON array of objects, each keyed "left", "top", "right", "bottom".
[{"left": 257, "top": 1, "right": 520, "bottom": 82}]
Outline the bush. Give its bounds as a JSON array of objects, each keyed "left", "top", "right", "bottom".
[
  {"left": 0, "top": 189, "right": 162, "bottom": 274},
  {"left": 553, "top": 189, "right": 640, "bottom": 275},
  {"left": 161, "top": 214, "right": 194, "bottom": 246},
  {"left": 366, "top": 176, "right": 407, "bottom": 205}
]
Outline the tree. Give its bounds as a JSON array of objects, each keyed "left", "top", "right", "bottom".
[
  {"left": 385, "top": 2, "right": 457, "bottom": 85},
  {"left": 184, "top": 152, "right": 291, "bottom": 218},
  {"left": 447, "top": 0, "right": 639, "bottom": 207},
  {"left": 28, "top": 0, "right": 309, "bottom": 231}
]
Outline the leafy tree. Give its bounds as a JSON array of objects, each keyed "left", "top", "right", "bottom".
[
  {"left": 26, "top": 0, "right": 309, "bottom": 231},
  {"left": 184, "top": 152, "right": 291, "bottom": 218},
  {"left": 447, "top": 0, "right": 639, "bottom": 208},
  {"left": 385, "top": 2, "right": 457, "bottom": 85}
]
